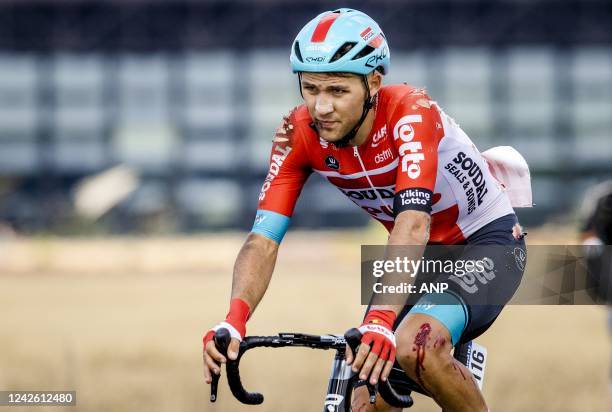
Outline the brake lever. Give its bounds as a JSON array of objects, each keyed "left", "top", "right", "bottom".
[
  {"left": 367, "top": 382, "right": 378, "bottom": 404},
  {"left": 210, "top": 328, "right": 231, "bottom": 402}
]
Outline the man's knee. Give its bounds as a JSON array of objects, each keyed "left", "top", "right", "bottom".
[
  {"left": 395, "top": 315, "right": 455, "bottom": 383},
  {"left": 352, "top": 385, "right": 402, "bottom": 412}
]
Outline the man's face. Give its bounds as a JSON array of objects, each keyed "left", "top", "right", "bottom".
[{"left": 300, "top": 72, "right": 368, "bottom": 142}]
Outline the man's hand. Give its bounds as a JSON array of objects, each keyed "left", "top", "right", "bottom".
[
  {"left": 203, "top": 298, "right": 250, "bottom": 384},
  {"left": 345, "top": 309, "right": 397, "bottom": 385}
]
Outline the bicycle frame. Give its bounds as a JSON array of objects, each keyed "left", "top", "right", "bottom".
[{"left": 323, "top": 348, "right": 360, "bottom": 411}]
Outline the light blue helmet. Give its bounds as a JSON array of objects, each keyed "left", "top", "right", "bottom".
[{"left": 290, "top": 8, "right": 390, "bottom": 75}]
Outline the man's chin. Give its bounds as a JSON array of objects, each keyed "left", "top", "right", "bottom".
[
  {"left": 318, "top": 131, "right": 346, "bottom": 144},
  {"left": 320, "top": 136, "right": 339, "bottom": 143}
]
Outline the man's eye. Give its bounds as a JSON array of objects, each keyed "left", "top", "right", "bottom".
[{"left": 332, "top": 88, "right": 347, "bottom": 94}]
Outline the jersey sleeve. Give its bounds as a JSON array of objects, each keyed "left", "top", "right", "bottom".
[
  {"left": 251, "top": 109, "right": 312, "bottom": 243},
  {"left": 389, "top": 90, "right": 444, "bottom": 216}
]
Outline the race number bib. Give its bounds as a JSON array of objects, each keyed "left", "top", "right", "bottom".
[{"left": 465, "top": 341, "right": 488, "bottom": 390}]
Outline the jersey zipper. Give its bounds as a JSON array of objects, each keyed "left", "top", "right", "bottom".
[{"left": 352, "top": 145, "right": 394, "bottom": 212}]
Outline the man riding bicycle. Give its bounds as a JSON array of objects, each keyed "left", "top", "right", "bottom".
[{"left": 203, "top": 8, "right": 527, "bottom": 411}]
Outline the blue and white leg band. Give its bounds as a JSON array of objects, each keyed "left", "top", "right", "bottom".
[{"left": 409, "top": 291, "right": 468, "bottom": 345}]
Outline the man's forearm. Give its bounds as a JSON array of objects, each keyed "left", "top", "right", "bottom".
[
  {"left": 388, "top": 210, "right": 430, "bottom": 246},
  {"left": 370, "top": 210, "right": 430, "bottom": 316},
  {"left": 230, "top": 232, "right": 279, "bottom": 313}
]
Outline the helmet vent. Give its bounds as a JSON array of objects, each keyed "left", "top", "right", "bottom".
[
  {"left": 330, "top": 42, "right": 357, "bottom": 63},
  {"left": 294, "top": 41, "right": 304, "bottom": 63},
  {"left": 352, "top": 45, "right": 375, "bottom": 60}
]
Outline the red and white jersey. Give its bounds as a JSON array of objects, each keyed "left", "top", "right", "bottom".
[{"left": 255, "top": 84, "right": 514, "bottom": 244}]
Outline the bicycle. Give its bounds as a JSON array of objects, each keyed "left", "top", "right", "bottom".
[{"left": 209, "top": 327, "right": 488, "bottom": 411}]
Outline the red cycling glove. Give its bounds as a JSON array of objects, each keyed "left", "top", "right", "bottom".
[
  {"left": 358, "top": 309, "right": 397, "bottom": 363},
  {"left": 203, "top": 298, "right": 251, "bottom": 349}
]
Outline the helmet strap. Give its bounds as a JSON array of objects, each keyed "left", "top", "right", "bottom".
[
  {"left": 331, "top": 74, "right": 374, "bottom": 148},
  {"left": 297, "top": 72, "right": 305, "bottom": 99}
]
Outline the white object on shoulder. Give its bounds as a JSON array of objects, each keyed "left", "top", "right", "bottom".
[{"left": 481, "top": 146, "right": 533, "bottom": 208}]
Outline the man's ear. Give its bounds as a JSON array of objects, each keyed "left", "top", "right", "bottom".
[{"left": 368, "top": 71, "right": 383, "bottom": 96}]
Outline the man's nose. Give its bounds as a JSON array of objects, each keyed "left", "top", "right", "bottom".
[{"left": 315, "top": 97, "right": 333, "bottom": 115}]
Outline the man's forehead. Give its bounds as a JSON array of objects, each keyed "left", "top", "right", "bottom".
[{"left": 301, "top": 72, "right": 359, "bottom": 85}]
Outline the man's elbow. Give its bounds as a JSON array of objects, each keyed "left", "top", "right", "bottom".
[
  {"left": 391, "top": 210, "right": 431, "bottom": 244},
  {"left": 245, "top": 232, "right": 280, "bottom": 255}
]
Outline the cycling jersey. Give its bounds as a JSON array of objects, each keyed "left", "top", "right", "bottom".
[{"left": 252, "top": 84, "right": 514, "bottom": 244}]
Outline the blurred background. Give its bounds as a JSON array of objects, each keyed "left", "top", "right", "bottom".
[
  {"left": 0, "top": 0, "right": 610, "bottom": 234},
  {"left": 0, "top": 1, "right": 610, "bottom": 411}
]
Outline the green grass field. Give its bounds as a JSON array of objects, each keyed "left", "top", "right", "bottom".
[{"left": 0, "top": 227, "right": 609, "bottom": 411}]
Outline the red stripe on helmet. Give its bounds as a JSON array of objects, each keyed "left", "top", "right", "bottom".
[
  {"left": 311, "top": 13, "right": 340, "bottom": 43},
  {"left": 369, "top": 34, "right": 383, "bottom": 48},
  {"left": 360, "top": 27, "right": 372, "bottom": 38}
]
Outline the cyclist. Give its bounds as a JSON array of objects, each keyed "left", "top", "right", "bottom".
[
  {"left": 203, "top": 8, "right": 527, "bottom": 411},
  {"left": 580, "top": 180, "right": 612, "bottom": 245},
  {"left": 578, "top": 180, "right": 612, "bottom": 410},
  {"left": 579, "top": 180, "right": 612, "bottom": 303}
]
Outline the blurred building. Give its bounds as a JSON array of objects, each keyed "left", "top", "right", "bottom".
[{"left": 0, "top": 0, "right": 611, "bottom": 233}]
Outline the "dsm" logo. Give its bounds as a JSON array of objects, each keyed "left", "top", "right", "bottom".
[{"left": 325, "top": 155, "right": 340, "bottom": 170}]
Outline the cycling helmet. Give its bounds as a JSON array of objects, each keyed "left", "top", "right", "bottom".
[
  {"left": 290, "top": 8, "right": 390, "bottom": 75},
  {"left": 289, "top": 9, "right": 390, "bottom": 147}
]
